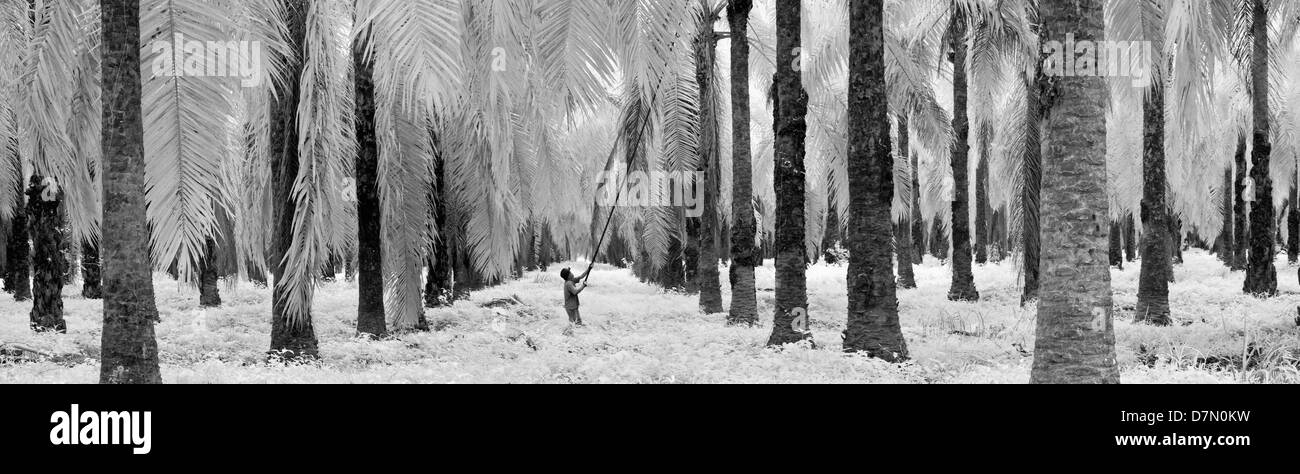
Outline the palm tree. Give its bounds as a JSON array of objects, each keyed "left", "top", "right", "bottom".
[
  {"left": 4, "top": 172, "right": 29, "bottom": 301},
  {"left": 1243, "top": 0, "right": 1276, "bottom": 296},
  {"left": 99, "top": 0, "right": 161, "bottom": 384},
  {"left": 269, "top": 0, "right": 319, "bottom": 359},
  {"left": 843, "top": 0, "right": 907, "bottom": 360},
  {"left": 27, "top": 175, "right": 65, "bottom": 332},
  {"left": 974, "top": 122, "right": 990, "bottom": 264},
  {"left": 895, "top": 116, "right": 917, "bottom": 289},
  {"left": 946, "top": 6, "right": 979, "bottom": 302},
  {"left": 80, "top": 240, "right": 100, "bottom": 298},
  {"left": 694, "top": 1, "right": 725, "bottom": 315},
  {"left": 198, "top": 237, "right": 220, "bottom": 307},
  {"left": 1135, "top": 0, "right": 1170, "bottom": 325},
  {"left": 727, "top": 0, "right": 758, "bottom": 326},
  {"left": 1029, "top": 0, "right": 1118, "bottom": 384},
  {"left": 353, "top": 20, "right": 386, "bottom": 338},
  {"left": 766, "top": 0, "right": 810, "bottom": 346},
  {"left": 1233, "top": 135, "right": 1247, "bottom": 269}
]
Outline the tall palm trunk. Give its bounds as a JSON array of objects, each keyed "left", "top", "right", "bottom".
[
  {"left": 1030, "top": 0, "right": 1118, "bottom": 384},
  {"left": 1108, "top": 223, "right": 1123, "bottom": 268},
  {"left": 1123, "top": 213, "right": 1136, "bottom": 261},
  {"left": 930, "top": 216, "right": 948, "bottom": 260},
  {"left": 81, "top": 240, "right": 101, "bottom": 298},
  {"left": 1022, "top": 70, "right": 1041, "bottom": 305},
  {"left": 1243, "top": 0, "right": 1276, "bottom": 295},
  {"left": 843, "top": 0, "right": 906, "bottom": 360},
  {"left": 424, "top": 143, "right": 452, "bottom": 308},
  {"left": 1289, "top": 179, "right": 1298, "bottom": 263},
  {"left": 896, "top": 115, "right": 917, "bottom": 289},
  {"left": 198, "top": 236, "right": 220, "bottom": 307},
  {"left": 727, "top": 0, "right": 758, "bottom": 326},
  {"left": 353, "top": 32, "right": 386, "bottom": 338},
  {"left": 99, "top": 0, "right": 161, "bottom": 383},
  {"left": 695, "top": 17, "right": 724, "bottom": 314},
  {"left": 947, "top": 14, "right": 979, "bottom": 302},
  {"left": 1232, "top": 135, "right": 1248, "bottom": 270},
  {"left": 1135, "top": 48, "right": 1170, "bottom": 324},
  {"left": 26, "top": 176, "right": 65, "bottom": 332},
  {"left": 821, "top": 197, "right": 839, "bottom": 263},
  {"left": 766, "top": 0, "right": 810, "bottom": 346},
  {"left": 5, "top": 173, "right": 30, "bottom": 300},
  {"left": 269, "top": 1, "right": 319, "bottom": 358},
  {"left": 974, "top": 122, "right": 990, "bottom": 264},
  {"left": 911, "top": 148, "right": 924, "bottom": 261}
]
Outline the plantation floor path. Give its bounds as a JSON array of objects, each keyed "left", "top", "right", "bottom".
[{"left": 2, "top": 249, "right": 1299, "bottom": 383}]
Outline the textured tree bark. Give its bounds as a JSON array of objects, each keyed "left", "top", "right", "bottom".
[
  {"left": 1021, "top": 70, "right": 1042, "bottom": 304},
  {"left": 26, "top": 177, "right": 65, "bottom": 333},
  {"left": 766, "top": 0, "right": 810, "bottom": 346},
  {"left": 198, "top": 236, "right": 221, "bottom": 307},
  {"left": 1232, "top": 135, "right": 1248, "bottom": 270},
  {"left": 353, "top": 34, "right": 386, "bottom": 338},
  {"left": 1136, "top": 61, "right": 1170, "bottom": 325},
  {"left": 81, "top": 240, "right": 101, "bottom": 298},
  {"left": 947, "top": 15, "right": 979, "bottom": 302},
  {"left": 695, "top": 23, "right": 724, "bottom": 314},
  {"left": 974, "top": 122, "right": 990, "bottom": 264},
  {"left": 1108, "top": 223, "right": 1123, "bottom": 269},
  {"left": 911, "top": 148, "right": 925, "bottom": 262},
  {"left": 727, "top": 0, "right": 758, "bottom": 326},
  {"left": 99, "top": 0, "right": 162, "bottom": 384},
  {"left": 895, "top": 115, "right": 916, "bottom": 289},
  {"left": 1121, "top": 215, "right": 1134, "bottom": 262},
  {"left": 1243, "top": 0, "right": 1276, "bottom": 296},
  {"left": 269, "top": 1, "right": 319, "bottom": 359},
  {"left": 1030, "top": 0, "right": 1119, "bottom": 384},
  {"left": 843, "top": 0, "right": 906, "bottom": 360},
  {"left": 930, "top": 216, "right": 948, "bottom": 260},
  {"left": 1290, "top": 180, "right": 1299, "bottom": 263},
  {"left": 4, "top": 172, "right": 30, "bottom": 300},
  {"left": 424, "top": 149, "right": 453, "bottom": 309},
  {"left": 821, "top": 197, "right": 839, "bottom": 263}
]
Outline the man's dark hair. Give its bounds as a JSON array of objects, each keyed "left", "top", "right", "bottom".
[{"left": 560, "top": 268, "right": 572, "bottom": 280}]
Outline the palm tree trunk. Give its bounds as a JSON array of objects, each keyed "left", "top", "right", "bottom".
[
  {"left": 896, "top": 115, "right": 916, "bottom": 289},
  {"left": 821, "top": 197, "right": 839, "bottom": 263},
  {"left": 1243, "top": 0, "right": 1276, "bottom": 295},
  {"left": 424, "top": 146, "right": 452, "bottom": 308},
  {"left": 5, "top": 179, "right": 30, "bottom": 300},
  {"left": 1217, "top": 167, "right": 1232, "bottom": 266},
  {"left": 727, "top": 0, "right": 758, "bottom": 326},
  {"left": 930, "top": 216, "right": 948, "bottom": 260},
  {"left": 1289, "top": 179, "right": 1298, "bottom": 263},
  {"left": 81, "top": 240, "right": 101, "bottom": 298},
  {"left": 695, "top": 23, "right": 724, "bottom": 315},
  {"left": 1232, "top": 135, "right": 1248, "bottom": 270},
  {"left": 843, "top": 0, "right": 906, "bottom": 360},
  {"left": 269, "top": 1, "right": 319, "bottom": 358},
  {"left": 947, "top": 14, "right": 978, "bottom": 302},
  {"left": 198, "top": 236, "right": 220, "bottom": 307},
  {"left": 99, "top": 0, "right": 161, "bottom": 383},
  {"left": 766, "top": 0, "right": 810, "bottom": 346},
  {"left": 1122, "top": 213, "right": 1135, "bottom": 261},
  {"left": 26, "top": 176, "right": 65, "bottom": 333},
  {"left": 1021, "top": 70, "right": 1041, "bottom": 304},
  {"left": 1108, "top": 223, "right": 1123, "bottom": 269},
  {"left": 353, "top": 32, "right": 386, "bottom": 338},
  {"left": 911, "top": 148, "right": 925, "bottom": 262},
  {"left": 1136, "top": 59, "right": 1170, "bottom": 325},
  {"left": 974, "top": 122, "right": 990, "bottom": 264},
  {"left": 1030, "top": 0, "right": 1118, "bottom": 384}
]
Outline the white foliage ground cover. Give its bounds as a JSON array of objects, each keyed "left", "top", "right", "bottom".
[{"left": 1, "top": 249, "right": 1297, "bottom": 383}]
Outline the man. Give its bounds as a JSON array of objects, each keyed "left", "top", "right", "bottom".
[{"left": 560, "top": 264, "right": 593, "bottom": 325}]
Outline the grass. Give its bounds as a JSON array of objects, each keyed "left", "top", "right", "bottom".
[{"left": 1, "top": 249, "right": 1297, "bottom": 383}]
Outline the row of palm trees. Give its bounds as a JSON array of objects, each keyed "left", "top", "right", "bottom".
[{"left": 0, "top": 0, "right": 1297, "bottom": 384}]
